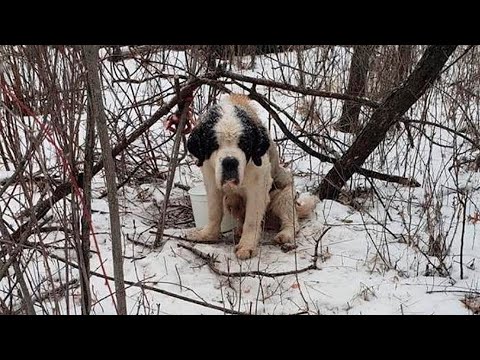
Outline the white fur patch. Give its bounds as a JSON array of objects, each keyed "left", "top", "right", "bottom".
[
  {"left": 213, "top": 104, "right": 243, "bottom": 145},
  {"left": 210, "top": 101, "right": 248, "bottom": 189}
]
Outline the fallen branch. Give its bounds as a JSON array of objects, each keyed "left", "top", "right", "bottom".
[
  {"left": 426, "top": 289, "right": 480, "bottom": 295},
  {"left": 126, "top": 232, "right": 235, "bottom": 248},
  {"left": 46, "top": 252, "right": 248, "bottom": 315},
  {"left": 179, "top": 243, "right": 316, "bottom": 278},
  {"left": 177, "top": 227, "right": 331, "bottom": 278}
]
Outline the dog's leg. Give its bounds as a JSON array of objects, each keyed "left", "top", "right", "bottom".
[
  {"left": 188, "top": 168, "right": 223, "bottom": 241},
  {"left": 269, "top": 185, "right": 299, "bottom": 245},
  {"left": 235, "top": 181, "right": 270, "bottom": 260}
]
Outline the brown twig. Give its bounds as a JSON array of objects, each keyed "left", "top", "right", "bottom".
[
  {"left": 126, "top": 232, "right": 235, "bottom": 249},
  {"left": 177, "top": 227, "right": 331, "bottom": 278},
  {"left": 401, "top": 118, "right": 480, "bottom": 151},
  {"left": 243, "top": 86, "right": 422, "bottom": 188},
  {"left": 154, "top": 78, "right": 194, "bottom": 249},
  {"left": 220, "top": 69, "right": 379, "bottom": 108},
  {"left": 46, "top": 252, "right": 248, "bottom": 315},
  {"left": 8, "top": 72, "right": 217, "bottom": 246},
  {"left": 459, "top": 191, "right": 467, "bottom": 279},
  {"left": 179, "top": 242, "right": 317, "bottom": 278},
  {"left": 12, "top": 260, "right": 36, "bottom": 315},
  {"left": 426, "top": 289, "right": 480, "bottom": 295},
  {"left": 98, "top": 159, "right": 147, "bottom": 199},
  {"left": 34, "top": 279, "right": 80, "bottom": 304}
]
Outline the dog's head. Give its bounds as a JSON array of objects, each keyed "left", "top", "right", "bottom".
[{"left": 187, "top": 96, "right": 270, "bottom": 190}]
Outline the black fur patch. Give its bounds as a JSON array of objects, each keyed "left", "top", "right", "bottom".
[
  {"left": 235, "top": 106, "right": 270, "bottom": 166},
  {"left": 186, "top": 105, "right": 221, "bottom": 166}
]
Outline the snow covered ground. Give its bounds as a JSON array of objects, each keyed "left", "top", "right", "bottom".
[{"left": 1, "top": 46, "right": 479, "bottom": 314}]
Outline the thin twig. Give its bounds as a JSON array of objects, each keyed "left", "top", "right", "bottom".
[
  {"left": 426, "top": 289, "right": 480, "bottom": 295},
  {"left": 12, "top": 260, "right": 36, "bottom": 315},
  {"left": 220, "top": 69, "right": 379, "bottom": 108},
  {"left": 177, "top": 227, "right": 331, "bottom": 278},
  {"left": 34, "top": 279, "right": 80, "bottom": 304},
  {"left": 243, "top": 85, "right": 421, "bottom": 187},
  {"left": 46, "top": 252, "right": 248, "bottom": 315},
  {"left": 179, "top": 242, "right": 317, "bottom": 278},
  {"left": 154, "top": 78, "right": 194, "bottom": 248},
  {"left": 459, "top": 191, "right": 467, "bottom": 279}
]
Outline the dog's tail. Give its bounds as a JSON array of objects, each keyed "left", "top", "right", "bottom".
[{"left": 295, "top": 194, "right": 319, "bottom": 219}]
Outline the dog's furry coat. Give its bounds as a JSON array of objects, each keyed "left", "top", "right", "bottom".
[{"left": 187, "top": 94, "right": 317, "bottom": 259}]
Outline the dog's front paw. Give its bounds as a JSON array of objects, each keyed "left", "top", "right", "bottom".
[
  {"left": 187, "top": 227, "right": 220, "bottom": 242},
  {"left": 274, "top": 228, "right": 295, "bottom": 244},
  {"left": 235, "top": 242, "right": 258, "bottom": 260}
]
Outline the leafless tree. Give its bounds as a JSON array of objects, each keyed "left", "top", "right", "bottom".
[
  {"left": 315, "top": 45, "right": 457, "bottom": 200},
  {"left": 1, "top": 44, "right": 479, "bottom": 314},
  {"left": 334, "top": 45, "right": 376, "bottom": 133},
  {"left": 83, "top": 45, "right": 127, "bottom": 315}
]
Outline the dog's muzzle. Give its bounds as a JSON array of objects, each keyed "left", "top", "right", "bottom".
[{"left": 221, "top": 156, "right": 239, "bottom": 186}]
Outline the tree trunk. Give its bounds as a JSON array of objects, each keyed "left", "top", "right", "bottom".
[
  {"left": 78, "top": 82, "right": 95, "bottom": 315},
  {"left": 315, "top": 45, "right": 457, "bottom": 200},
  {"left": 335, "top": 45, "right": 376, "bottom": 133},
  {"left": 82, "top": 45, "right": 127, "bottom": 315},
  {"left": 396, "top": 45, "right": 414, "bottom": 85}
]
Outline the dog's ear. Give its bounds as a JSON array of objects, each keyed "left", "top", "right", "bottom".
[
  {"left": 186, "top": 106, "right": 221, "bottom": 167},
  {"left": 252, "top": 125, "right": 270, "bottom": 166},
  {"left": 186, "top": 125, "right": 205, "bottom": 166},
  {"left": 234, "top": 105, "right": 270, "bottom": 167}
]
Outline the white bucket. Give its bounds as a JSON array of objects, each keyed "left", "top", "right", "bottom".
[{"left": 188, "top": 183, "right": 237, "bottom": 233}]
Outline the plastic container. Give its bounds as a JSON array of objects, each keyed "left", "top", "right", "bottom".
[{"left": 188, "top": 183, "right": 237, "bottom": 233}]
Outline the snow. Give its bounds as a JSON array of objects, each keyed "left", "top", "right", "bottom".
[
  {"left": 0, "top": 171, "right": 14, "bottom": 182},
  {"left": 1, "top": 46, "right": 479, "bottom": 315}
]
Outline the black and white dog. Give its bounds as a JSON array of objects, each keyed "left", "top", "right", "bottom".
[{"left": 187, "top": 94, "right": 316, "bottom": 259}]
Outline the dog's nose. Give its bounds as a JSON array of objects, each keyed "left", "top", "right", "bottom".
[
  {"left": 221, "top": 156, "right": 239, "bottom": 185},
  {"left": 222, "top": 157, "right": 239, "bottom": 171}
]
